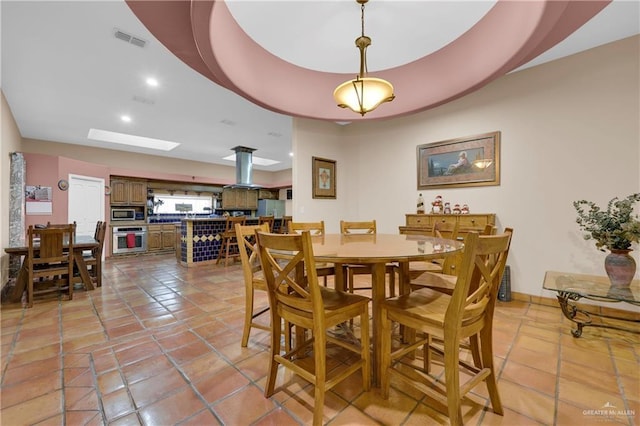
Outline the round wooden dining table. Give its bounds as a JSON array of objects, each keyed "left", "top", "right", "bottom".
[{"left": 308, "top": 233, "right": 464, "bottom": 386}]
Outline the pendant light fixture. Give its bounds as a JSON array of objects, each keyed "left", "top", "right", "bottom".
[{"left": 333, "top": 0, "right": 395, "bottom": 116}]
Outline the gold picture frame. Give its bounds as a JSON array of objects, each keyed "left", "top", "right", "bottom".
[
  {"left": 417, "top": 131, "right": 500, "bottom": 189},
  {"left": 312, "top": 157, "right": 336, "bottom": 199}
]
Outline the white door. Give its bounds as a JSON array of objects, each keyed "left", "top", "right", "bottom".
[{"left": 68, "top": 174, "right": 104, "bottom": 237}]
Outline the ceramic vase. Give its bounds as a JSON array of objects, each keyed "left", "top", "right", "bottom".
[{"left": 604, "top": 249, "right": 636, "bottom": 287}]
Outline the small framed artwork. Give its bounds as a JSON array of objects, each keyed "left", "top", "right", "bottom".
[
  {"left": 312, "top": 157, "right": 336, "bottom": 199},
  {"left": 417, "top": 131, "right": 500, "bottom": 189}
]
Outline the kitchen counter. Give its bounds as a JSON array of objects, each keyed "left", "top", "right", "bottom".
[{"left": 177, "top": 217, "right": 286, "bottom": 266}]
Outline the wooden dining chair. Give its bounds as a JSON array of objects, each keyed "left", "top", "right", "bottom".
[
  {"left": 258, "top": 215, "right": 275, "bottom": 233},
  {"left": 216, "top": 216, "right": 246, "bottom": 266},
  {"left": 26, "top": 224, "right": 75, "bottom": 308},
  {"left": 46, "top": 221, "right": 77, "bottom": 234},
  {"left": 288, "top": 221, "right": 335, "bottom": 286},
  {"left": 380, "top": 230, "right": 512, "bottom": 425},
  {"left": 279, "top": 215, "right": 292, "bottom": 234},
  {"left": 405, "top": 220, "right": 461, "bottom": 281},
  {"left": 340, "top": 220, "right": 397, "bottom": 297},
  {"left": 236, "top": 222, "right": 272, "bottom": 347},
  {"left": 256, "top": 230, "right": 370, "bottom": 426},
  {"left": 410, "top": 224, "right": 499, "bottom": 292},
  {"left": 84, "top": 221, "right": 107, "bottom": 287}
]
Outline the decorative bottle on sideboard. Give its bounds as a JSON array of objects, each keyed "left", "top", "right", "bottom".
[{"left": 417, "top": 193, "right": 425, "bottom": 214}]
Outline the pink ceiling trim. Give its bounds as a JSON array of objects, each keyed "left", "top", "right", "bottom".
[{"left": 127, "top": 0, "right": 610, "bottom": 121}]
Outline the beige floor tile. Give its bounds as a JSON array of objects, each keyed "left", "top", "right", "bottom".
[
  {"left": 0, "top": 389, "right": 63, "bottom": 425},
  {"left": 211, "top": 384, "right": 279, "bottom": 425},
  {"left": 497, "top": 380, "right": 555, "bottom": 424},
  {"left": 1, "top": 254, "right": 637, "bottom": 425},
  {"left": 558, "top": 376, "right": 626, "bottom": 411}
]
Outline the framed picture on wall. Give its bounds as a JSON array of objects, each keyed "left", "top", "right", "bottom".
[
  {"left": 312, "top": 157, "right": 336, "bottom": 199},
  {"left": 417, "top": 131, "right": 500, "bottom": 189}
]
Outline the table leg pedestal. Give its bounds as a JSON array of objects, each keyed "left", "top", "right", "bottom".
[
  {"left": 555, "top": 291, "right": 640, "bottom": 338},
  {"left": 6, "top": 260, "right": 28, "bottom": 303}
]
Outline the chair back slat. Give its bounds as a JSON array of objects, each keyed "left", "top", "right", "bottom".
[
  {"left": 433, "top": 220, "right": 459, "bottom": 240},
  {"left": 236, "top": 223, "right": 270, "bottom": 282},
  {"left": 256, "top": 231, "right": 322, "bottom": 320},
  {"left": 340, "top": 220, "right": 376, "bottom": 235},
  {"left": 289, "top": 221, "right": 325, "bottom": 236},
  {"left": 27, "top": 225, "right": 75, "bottom": 267},
  {"left": 224, "top": 216, "right": 246, "bottom": 231},
  {"left": 446, "top": 230, "right": 512, "bottom": 331},
  {"left": 258, "top": 216, "right": 275, "bottom": 233}
]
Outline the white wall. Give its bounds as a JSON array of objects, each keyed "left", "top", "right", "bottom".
[
  {"left": 1, "top": 92, "right": 23, "bottom": 286},
  {"left": 293, "top": 36, "right": 640, "bottom": 300},
  {"left": 292, "top": 119, "right": 351, "bottom": 233}
]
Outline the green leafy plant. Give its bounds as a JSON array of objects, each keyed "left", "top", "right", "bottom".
[{"left": 573, "top": 193, "right": 640, "bottom": 251}]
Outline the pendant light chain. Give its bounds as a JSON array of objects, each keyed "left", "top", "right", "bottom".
[{"left": 361, "top": 2, "right": 368, "bottom": 75}]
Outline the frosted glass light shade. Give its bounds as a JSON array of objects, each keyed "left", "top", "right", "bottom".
[{"left": 334, "top": 76, "right": 395, "bottom": 116}]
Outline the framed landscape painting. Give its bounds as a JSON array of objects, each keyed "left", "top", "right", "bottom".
[
  {"left": 312, "top": 157, "right": 336, "bottom": 199},
  {"left": 417, "top": 131, "right": 500, "bottom": 189}
]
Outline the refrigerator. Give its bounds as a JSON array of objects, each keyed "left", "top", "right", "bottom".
[{"left": 257, "top": 199, "right": 286, "bottom": 218}]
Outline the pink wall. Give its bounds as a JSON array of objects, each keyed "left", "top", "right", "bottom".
[{"left": 24, "top": 153, "right": 109, "bottom": 229}]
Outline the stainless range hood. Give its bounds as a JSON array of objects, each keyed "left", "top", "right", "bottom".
[{"left": 224, "top": 146, "right": 262, "bottom": 189}]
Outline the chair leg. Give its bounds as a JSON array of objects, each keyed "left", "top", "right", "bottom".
[
  {"left": 313, "top": 332, "right": 327, "bottom": 426},
  {"left": 422, "top": 334, "right": 432, "bottom": 373},
  {"left": 387, "top": 266, "right": 395, "bottom": 297},
  {"left": 241, "top": 288, "right": 255, "bottom": 347},
  {"left": 380, "top": 307, "right": 392, "bottom": 399},
  {"left": 264, "top": 314, "right": 282, "bottom": 398},
  {"left": 360, "top": 306, "right": 371, "bottom": 391},
  {"left": 469, "top": 334, "right": 482, "bottom": 367},
  {"left": 27, "top": 275, "right": 34, "bottom": 308},
  {"left": 444, "top": 337, "right": 463, "bottom": 426},
  {"left": 480, "top": 327, "right": 503, "bottom": 415},
  {"left": 224, "top": 238, "right": 232, "bottom": 267}
]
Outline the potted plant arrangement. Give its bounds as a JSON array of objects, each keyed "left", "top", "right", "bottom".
[{"left": 573, "top": 193, "right": 640, "bottom": 287}]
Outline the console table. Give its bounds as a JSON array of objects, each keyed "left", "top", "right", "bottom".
[
  {"left": 399, "top": 213, "right": 495, "bottom": 237},
  {"left": 543, "top": 271, "right": 640, "bottom": 337}
]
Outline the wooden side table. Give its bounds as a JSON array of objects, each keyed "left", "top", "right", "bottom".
[{"left": 543, "top": 271, "right": 640, "bottom": 337}]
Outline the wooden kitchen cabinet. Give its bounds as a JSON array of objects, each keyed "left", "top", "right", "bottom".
[
  {"left": 147, "top": 224, "right": 176, "bottom": 252},
  {"left": 222, "top": 188, "right": 258, "bottom": 210},
  {"left": 399, "top": 213, "right": 496, "bottom": 237},
  {"left": 110, "top": 179, "right": 147, "bottom": 205},
  {"left": 258, "top": 189, "right": 277, "bottom": 199}
]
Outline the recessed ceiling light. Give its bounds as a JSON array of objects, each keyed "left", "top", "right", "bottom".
[
  {"left": 146, "top": 77, "right": 158, "bottom": 87},
  {"left": 222, "top": 154, "right": 279, "bottom": 166},
  {"left": 289, "top": 152, "right": 294, "bottom": 157},
  {"left": 121, "top": 115, "right": 132, "bottom": 123},
  {"left": 88, "top": 128, "right": 180, "bottom": 151}
]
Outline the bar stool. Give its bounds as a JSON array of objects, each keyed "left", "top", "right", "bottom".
[{"left": 216, "top": 216, "right": 246, "bottom": 266}]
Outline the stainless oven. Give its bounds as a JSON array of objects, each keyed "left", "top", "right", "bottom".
[{"left": 112, "top": 226, "right": 147, "bottom": 254}]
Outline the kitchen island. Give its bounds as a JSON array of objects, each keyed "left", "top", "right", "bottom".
[{"left": 177, "top": 217, "right": 286, "bottom": 266}]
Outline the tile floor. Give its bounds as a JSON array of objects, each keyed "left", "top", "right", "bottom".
[{"left": 1, "top": 254, "right": 638, "bottom": 425}]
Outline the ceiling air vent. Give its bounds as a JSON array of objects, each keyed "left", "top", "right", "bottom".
[{"left": 113, "top": 28, "right": 147, "bottom": 48}]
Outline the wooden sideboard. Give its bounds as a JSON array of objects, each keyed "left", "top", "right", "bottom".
[{"left": 399, "top": 213, "right": 496, "bottom": 237}]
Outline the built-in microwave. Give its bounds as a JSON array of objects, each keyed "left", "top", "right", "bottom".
[{"left": 111, "top": 208, "right": 136, "bottom": 221}]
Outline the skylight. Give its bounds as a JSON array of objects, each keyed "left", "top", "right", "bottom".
[{"left": 88, "top": 129, "right": 180, "bottom": 151}]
